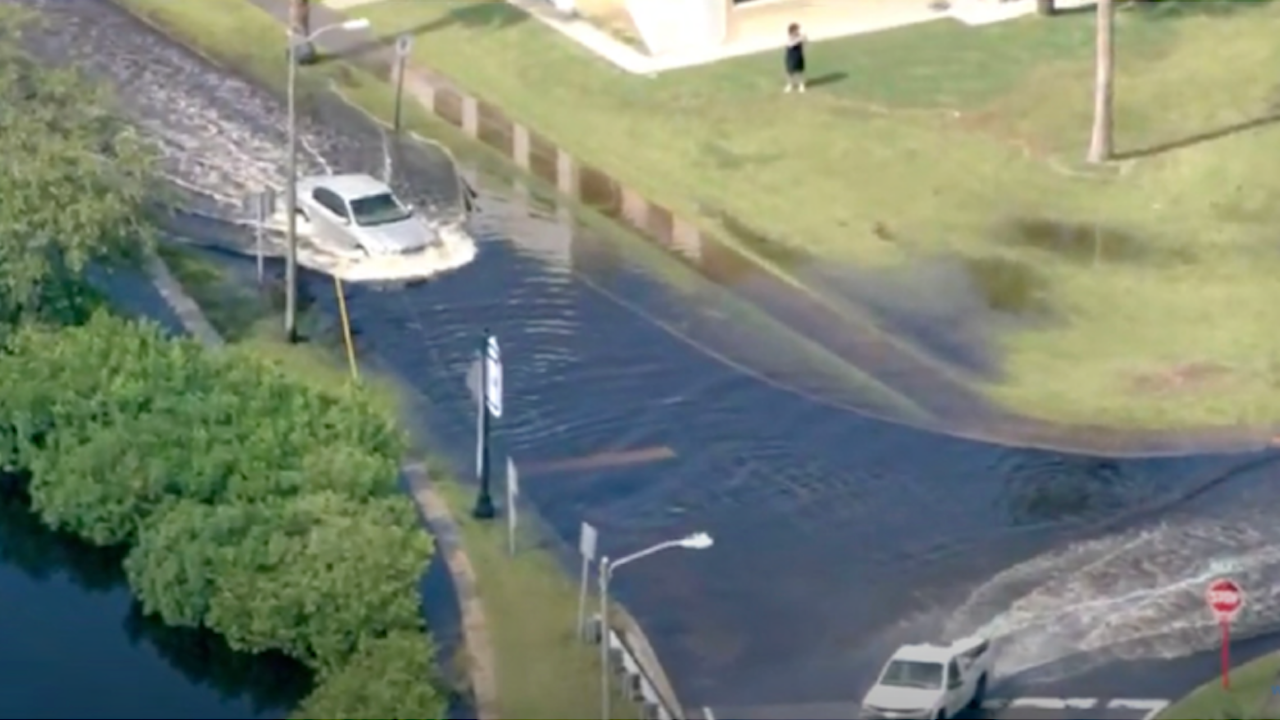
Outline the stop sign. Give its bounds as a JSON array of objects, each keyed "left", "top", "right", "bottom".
[{"left": 1206, "top": 578, "right": 1244, "bottom": 622}]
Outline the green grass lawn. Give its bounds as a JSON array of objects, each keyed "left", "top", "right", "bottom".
[
  {"left": 1159, "top": 651, "right": 1280, "bottom": 719},
  {"left": 352, "top": 0, "right": 1280, "bottom": 431}
]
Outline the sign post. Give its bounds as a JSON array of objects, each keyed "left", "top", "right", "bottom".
[
  {"left": 576, "top": 521, "right": 598, "bottom": 639},
  {"left": 393, "top": 34, "right": 412, "bottom": 135},
  {"left": 485, "top": 336, "right": 503, "bottom": 419},
  {"left": 244, "top": 190, "right": 276, "bottom": 284},
  {"left": 1206, "top": 577, "right": 1245, "bottom": 689},
  {"left": 471, "top": 331, "right": 500, "bottom": 520},
  {"left": 505, "top": 456, "right": 519, "bottom": 556}
]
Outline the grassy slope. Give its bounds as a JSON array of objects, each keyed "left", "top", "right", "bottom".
[
  {"left": 1158, "top": 651, "right": 1280, "bottom": 719},
  {"left": 357, "top": 0, "right": 1280, "bottom": 430}
]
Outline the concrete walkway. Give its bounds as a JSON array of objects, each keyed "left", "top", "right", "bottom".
[{"left": 502, "top": 0, "right": 1097, "bottom": 75}]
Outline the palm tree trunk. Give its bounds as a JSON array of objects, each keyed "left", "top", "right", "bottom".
[
  {"left": 1036, "top": 0, "right": 1055, "bottom": 16},
  {"left": 290, "top": 0, "right": 311, "bottom": 38},
  {"left": 1087, "top": 0, "right": 1115, "bottom": 163},
  {"left": 289, "top": 0, "right": 315, "bottom": 64}
]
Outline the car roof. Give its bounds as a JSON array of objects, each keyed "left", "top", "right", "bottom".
[
  {"left": 889, "top": 644, "right": 953, "bottom": 664},
  {"left": 311, "top": 173, "right": 392, "bottom": 201}
]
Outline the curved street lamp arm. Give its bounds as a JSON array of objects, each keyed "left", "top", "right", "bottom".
[
  {"left": 287, "top": 19, "right": 368, "bottom": 44},
  {"left": 610, "top": 539, "right": 685, "bottom": 574}
]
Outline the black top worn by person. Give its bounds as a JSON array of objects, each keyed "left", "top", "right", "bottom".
[{"left": 785, "top": 25, "right": 805, "bottom": 75}]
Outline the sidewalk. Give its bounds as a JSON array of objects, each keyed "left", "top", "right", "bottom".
[{"left": 497, "top": 0, "right": 1097, "bottom": 75}]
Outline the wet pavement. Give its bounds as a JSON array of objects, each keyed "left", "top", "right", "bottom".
[{"left": 26, "top": 0, "right": 1280, "bottom": 712}]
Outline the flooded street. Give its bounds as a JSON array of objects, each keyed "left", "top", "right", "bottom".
[{"left": 13, "top": 0, "right": 1280, "bottom": 711}]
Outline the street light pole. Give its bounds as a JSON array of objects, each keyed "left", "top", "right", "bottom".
[
  {"left": 285, "top": 37, "right": 299, "bottom": 342},
  {"left": 598, "top": 533, "right": 713, "bottom": 720},
  {"left": 283, "top": 18, "right": 371, "bottom": 343},
  {"left": 599, "top": 555, "right": 612, "bottom": 720}
]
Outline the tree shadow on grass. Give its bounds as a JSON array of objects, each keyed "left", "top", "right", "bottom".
[
  {"left": 1129, "top": 0, "right": 1275, "bottom": 23},
  {"left": 1117, "top": 111, "right": 1280, "bottom": 160},
  {"left": 323, "top": 3, "right": 529, "bottom": 63}
]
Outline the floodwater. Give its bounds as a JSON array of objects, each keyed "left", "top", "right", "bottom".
[
  {"left": 0, "top": 478, "right": 310, "bottom": 719},
  {"left": 20, "top": 0, "right": 1280, "bottom": 713}
]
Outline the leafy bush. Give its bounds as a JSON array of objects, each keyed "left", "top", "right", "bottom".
[
  {"left": 0, "top": 312, "right": 448, "bottom": 714},
  {"left": 292, "top": 631, "right": 450, "bottom": 720},
  {"left": 0, "top": 313, "right": 405, "bottom": 545},
  {"left": 126, "top": 493, "right": 432, "bottom": 671}
]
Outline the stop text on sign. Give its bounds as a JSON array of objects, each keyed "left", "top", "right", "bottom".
[
  {"left": 1209, "top": 589, "right": 1240, "bottom": 606},
  {"left": 1206, "top": 578, "right": 1244, "bottom": 622}
]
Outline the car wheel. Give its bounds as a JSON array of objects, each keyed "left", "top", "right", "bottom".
[
  {"left": 969, "top": 674, "right": 988, "bottom": 709},
  {"left": 934, "top": 711, "right": 947, "bottom": 720}
]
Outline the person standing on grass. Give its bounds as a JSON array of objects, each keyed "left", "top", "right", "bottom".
[{"left": 784, "top": 23, "right": 806, "bottom": 93}]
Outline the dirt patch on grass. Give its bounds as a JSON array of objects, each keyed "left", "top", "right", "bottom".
[{"left": 1129, "top": 362, "right": 1234, "bottom": 395}]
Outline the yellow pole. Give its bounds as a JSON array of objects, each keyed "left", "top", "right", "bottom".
[{"left": 333, "top": 275, "right": 359, "bottom": 382}]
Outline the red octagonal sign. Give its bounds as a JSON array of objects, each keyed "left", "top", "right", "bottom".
[{"left": 1206, "top": 578, "right": 1244, "bottom": 623}]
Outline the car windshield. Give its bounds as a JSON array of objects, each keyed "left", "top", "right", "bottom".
[
  {"left": 879, "top": 660, "right": 944, "bottom": 690},
  {"left": 349, "top": 192, "right": 411, "bottom": 227}
]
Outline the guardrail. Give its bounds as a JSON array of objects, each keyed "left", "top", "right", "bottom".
[{"left": 591, "top": 613, "right": 683, "bottom": 720}]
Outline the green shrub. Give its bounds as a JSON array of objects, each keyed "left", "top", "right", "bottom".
[
  {"left": 0, "top": 312, "right": 405, "bottom": 545},
  {"left": 0, "top": 312, "right": 448, "bottom": 713},
  {"left": 292, "top": 631, "right": 450, "bottom": 720},
  {"left": 126, "top": 494, "right": 432, "bottom": 671}
]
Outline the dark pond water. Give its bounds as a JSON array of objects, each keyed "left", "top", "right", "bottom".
[
  {"left": 0, "top": 478, "right": 310, "bottom": 719},
  {"left": 17, "top": 0, "right": 1280, "bottom": 713}
]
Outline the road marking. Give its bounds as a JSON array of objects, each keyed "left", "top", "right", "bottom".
[
  {"left": 522, "top": 446, "right": 677, "bottom": 475},
  {"left": 1009, "top": 697, "right": 1069, "bottom": 709},
  {"left": 1108, "top": 699, "right": 1170, "bottom": 710},
  {"left": 982, "top": 697, "right": 1169, "bottom": 715}
]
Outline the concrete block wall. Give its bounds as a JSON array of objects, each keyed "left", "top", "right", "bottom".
[{"left": 405, "top": 69, "right": 704, "bottom": 265}]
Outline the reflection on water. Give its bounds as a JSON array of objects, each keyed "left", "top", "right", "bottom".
[
  {"left": 0, "top": 476, "right": 311, "bottom": 718},
  {"left": 122, "top": 607, "right": 313, "bottom": 716},
  {"left": 804, "top": 255, "right": 1052, "bottom": 379}
]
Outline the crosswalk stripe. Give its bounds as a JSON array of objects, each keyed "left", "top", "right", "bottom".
[
  {"left": 1009, "top": 697, "right": 1069, "bottom": 709},
  {"left": 1108, "top": 699, "right": 1170, "bottom": 711}
]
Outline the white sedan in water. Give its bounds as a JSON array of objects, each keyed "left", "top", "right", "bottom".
[{"left": 294, "top": 173, "right": 437, "bottom": 256}]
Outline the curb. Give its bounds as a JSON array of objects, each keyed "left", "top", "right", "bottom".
[
  {"left": 404, "top": 460, "right": 502, "bottom": 720},
  {"left": 139, "top": 249, "right": 501, "bottom": 720}
]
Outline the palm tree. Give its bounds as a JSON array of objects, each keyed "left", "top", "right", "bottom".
[
  {"left": 1037, "top": 0, "right": 1055, "bottom": 16},
  {"left": 1087, "top": 0, "right": 1115, "bottom": 163},
  {"left": 290, "top": 0, "right": 314, "bottom": 63}
]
